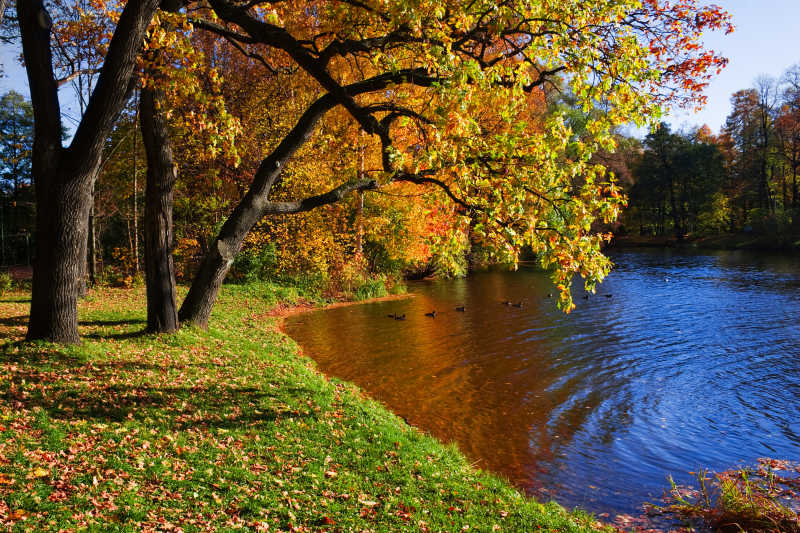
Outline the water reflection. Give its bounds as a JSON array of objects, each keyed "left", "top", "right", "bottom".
[{"left": 284, "top": 249, "right": 800, "bottom": 518}]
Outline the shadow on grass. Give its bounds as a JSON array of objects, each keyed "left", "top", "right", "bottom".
[
  {"left": 0, "top": 317, "right": 148, "bottom": 341},
  {"left": 0, "top": 296, "right": 30, "bottom": 304},
  {"left": 0, "top": 314, "right": 28, "bottom": 327},
  {"left": 1, "top": 347, "right": 317, "bottom": 430},
  {"left": 79, "top": 318, "right": 146, "bottom": 327},
  {"left": 5, "top": 383, "right": 315, "bottom": 429},
  {"left": 83, "top": 329, "right": 149, "bottom": 340},
  {"left": 78, "top": 317, "right": 149, "bottom": 340},
  {"left": 90, "top": 360, "right": 221, "bottom": 372}
]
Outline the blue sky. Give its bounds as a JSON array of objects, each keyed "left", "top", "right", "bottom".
[
  {"left": 665, "top": 0, "right": 800, "bottom": 134},
  {"left": 2, "top": 1, "right": 799, "bottom": 136}
]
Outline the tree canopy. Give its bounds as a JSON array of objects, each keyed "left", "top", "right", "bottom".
[{"left": 10, "top": 0, "right": 733, "bottom": 341}]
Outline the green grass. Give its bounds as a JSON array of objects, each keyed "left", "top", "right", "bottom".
[{"left": 0, "top": 285, "right": 606, "bottom": 532}]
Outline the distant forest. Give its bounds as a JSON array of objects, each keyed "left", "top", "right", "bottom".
[{"left": 618, "top": 65, "right": 800, "bottom": 246}]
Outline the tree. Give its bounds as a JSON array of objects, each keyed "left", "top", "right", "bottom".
[
  {"left": 139, "top": 1, "right": 185, "bottom": 333},
  {"left": 630, "top": 124, "right": 725, "bottom": 238},
  {"left": 19, "top": 0, "right": 161, "bottom": 343},
  {"left": 0, "top": 91, "right": 34, "bottom": 195},
  {"left": 0, "top": 91, "right": 35, "bottom": 266},
  {"left": 776, "top": 64, "right": 800, "bottom": 212},
  {"left": 140, "top": 88, "right": 179, "bottom": 332},
  {"left": 723, "top": 89, "right": 763, "bottom": 223},
  {"left": 173, "top": 0, "right": 731, "bottom": 324}
]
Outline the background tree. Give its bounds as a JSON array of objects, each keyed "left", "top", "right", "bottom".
[
  {"left": 776, "top": 64, "right": 800, "bottom": 214},
  {"left": 624, "top": 63, "right": 800, "bottom": 245},
  {"left": 0, "top": 90, "right": 35, "bottom": 266}
]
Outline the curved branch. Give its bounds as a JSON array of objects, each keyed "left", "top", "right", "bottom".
[
  {"left": 263, "top": 179, "right": 378, "bottom": 214},
  {"left": 392, "top": 171, "right": 476, "bottom": 211}
]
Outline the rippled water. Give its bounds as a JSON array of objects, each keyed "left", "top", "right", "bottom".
[{"left": 284, "top": 249, "right": 800, "bottom": 519}]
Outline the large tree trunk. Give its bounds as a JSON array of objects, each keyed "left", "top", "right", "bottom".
[
  {"left": 20, "top": 0, "right": 160, "bottom": 343},
  {"left": 179, "top": 88, "right": 377, "bottom": 328},
  {"left": 27, "top": 165, "right": 95, "bottom": 343},
  {"left": 140, "top": 87, "right": 179, "bottom": 333},
  {"left": 178, "top": 198, "right": 263, "bottom": 328}
]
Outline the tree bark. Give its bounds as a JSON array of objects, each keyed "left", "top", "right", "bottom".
[
  {"left": 27, "top": 166, "right": 95, "bottom": 343},
  {"left": 140, "top": 87, "right": 179, "bottom": 333},
  {"left": 20, "top": 0, "right": 161, "bottom": 343}
]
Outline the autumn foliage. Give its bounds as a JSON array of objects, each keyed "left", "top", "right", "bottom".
[{"left": 9, "top": 0, "right": 733, "bottom": 341}]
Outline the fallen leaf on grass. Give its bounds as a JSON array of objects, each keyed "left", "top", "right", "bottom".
[{"left": 8, "top": 509, "right": 29, "bottom": 520}]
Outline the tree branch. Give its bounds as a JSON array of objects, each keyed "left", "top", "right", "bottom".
[
  {"left": 18, "top": 0, "right": 62, "bottom": 149},
  {"left": 263, "top": 179, "right": 378, "bottom": 214},
  {"left": 68, "top": 0, "right": 161, "bottom": 165},
  {"left": 392, "top": 171, "right": 476, "bottom": 211},
  {"left": 56, "top": 68, "right": 100, "bottom": 88}
]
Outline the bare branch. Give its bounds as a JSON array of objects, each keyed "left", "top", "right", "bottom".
[{"left": 56, "top": 68, "right": 100, "bottom": 88}]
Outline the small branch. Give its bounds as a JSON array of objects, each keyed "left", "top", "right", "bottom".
[{"left": 56, "top": 68, "right": 100, "bottom": 87}]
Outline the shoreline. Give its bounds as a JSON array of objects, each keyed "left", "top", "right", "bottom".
[
  {"left": 269, "top": 292, "right": 417, "bottom": 335},
  {"left": 610, "top": 234, "right": 799, "bottom": 252}
]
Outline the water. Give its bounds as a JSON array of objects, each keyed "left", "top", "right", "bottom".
[{"left": 283, "top": 249, "right": 800, "bottom": 520}]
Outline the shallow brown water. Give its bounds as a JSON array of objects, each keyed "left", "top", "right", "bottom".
[{"left": 284, "top": 249, "right": 800, "bottom": 519}]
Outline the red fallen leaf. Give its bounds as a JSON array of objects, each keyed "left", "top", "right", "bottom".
[{"left": 48, "top": 490, "right": 68, "bottom": 502}]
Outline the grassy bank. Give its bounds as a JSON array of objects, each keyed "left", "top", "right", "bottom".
[{"left": 0, "top": 283, "right": 605, "bottom": 532}]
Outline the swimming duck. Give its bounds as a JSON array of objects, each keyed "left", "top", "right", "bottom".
[
  {"left": 501, "top": 300, "right": 512, "bottom": 306},
  {"left": 604, "top": 294, "right": 613, "bottom": 298},
  {"left": 546, "top": 293, "right": 553, "bottom": 298},
  {"left": 394, "top": 313, "right": 406, "bottom": 320},
  {"left": 582, "top": 294, "right": 590, "bottom": 300},
  {"left": 511, "top": 302, "right": 523, "bottom": 308},
  {"left": 455, "top": 306, "right": 466, "bottom": 312},
  {"left": 424, "top": 311, "right": 437, "bottom": 317}
]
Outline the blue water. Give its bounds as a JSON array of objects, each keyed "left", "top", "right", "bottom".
[{"left": 284, "top": 249, "right": 800, "bottom": 521}]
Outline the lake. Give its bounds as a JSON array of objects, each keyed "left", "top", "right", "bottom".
[{"left": 283, "top": 249, "right": 800, "bottom": 522}]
